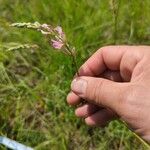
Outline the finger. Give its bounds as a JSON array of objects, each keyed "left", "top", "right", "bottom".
[
  {"left": 85, "top": 109, "right": 116, "bottom": 127},
  {"left": 75, "top": 103, "right": 101, "bottom": 118},
  {"left": 67, "top": 70, "right": 122, "bottom": 106},
  {"left": 78, "top": 46, "right": 127, "bottom": 77},
  {"left": 100, "top": 70, "right": 122, "bottom": 82},
  {"left": 71, "top": 76, "right": 129, "bottom": 113},
  {"left": 67, "top": 92, "right": 80, "bottom": 105}
]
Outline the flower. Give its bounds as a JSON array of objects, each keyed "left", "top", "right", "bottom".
[
  {"left": 11, "top": 22, "right": 79, "bottom": 75},
  {"left": 50, "top": 26, "right": 66, "bottom": 50},
  {"left": 51, "top": 39, "right": 64, "bottom": 49},
  {"left": 54, "top": 26, "right": 66, "bottom": 41}
]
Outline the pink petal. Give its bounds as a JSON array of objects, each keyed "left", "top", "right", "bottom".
[{"left": 51, "top": 39, "right": 64, "bottom": 49}]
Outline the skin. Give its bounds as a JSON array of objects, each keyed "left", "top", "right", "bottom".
[{"left": 67, "top": 46, "right": 150, "bottom": 142}]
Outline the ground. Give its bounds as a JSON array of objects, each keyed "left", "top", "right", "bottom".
[{"left": 0, "top": 0, "right": 150, "bottom": 149}]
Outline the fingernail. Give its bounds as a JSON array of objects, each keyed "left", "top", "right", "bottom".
[{"left": 71, "top": 78, "right": 87, "bottom": 95}]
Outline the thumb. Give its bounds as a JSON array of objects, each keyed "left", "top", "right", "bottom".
[{"left": 71, "top": 76, "right": 128, "bottom": 112}]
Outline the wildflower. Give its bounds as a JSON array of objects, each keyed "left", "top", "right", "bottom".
[
  {"left": 51, "top": 26, "right": 66, "bottom": 50},
  {"left": 11, "top": 22, "right": 79, "bottom": 75},
  {"left": 51, "top": 39, "right": 64, "bottom": 49},
  {"left": 54, "top": 26, "right": 66, "bottom": 41}
]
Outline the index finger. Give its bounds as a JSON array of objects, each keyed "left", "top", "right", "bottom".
[{"left": 78, "top": 46, "right": 127, "bottom": 77}]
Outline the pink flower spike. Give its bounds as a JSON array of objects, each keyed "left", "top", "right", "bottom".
[{"left": 51, "top": 39, "right": 64, "bottom": 49}]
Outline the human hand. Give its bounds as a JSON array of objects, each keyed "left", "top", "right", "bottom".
[{"left": 67, "top": 46, "right": 150, "bottom": 142}]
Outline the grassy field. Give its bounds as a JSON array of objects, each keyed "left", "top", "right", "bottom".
[{"left": 0, "top": 0, "right": 150, "bottom": 149}]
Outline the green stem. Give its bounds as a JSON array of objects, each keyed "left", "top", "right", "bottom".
[
  {"left": 65, "top": 44, "right": 79, "bottom": 76},
  {"left": 112, "top": 0, "right": 121, "bottom": 44},
  {"left": 72, "top": 54, "right": 79, "bottom": 76}
]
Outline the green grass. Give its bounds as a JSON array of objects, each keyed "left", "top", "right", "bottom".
[{"left": 0, "top": 0, "right": 150, "bottom": 149}]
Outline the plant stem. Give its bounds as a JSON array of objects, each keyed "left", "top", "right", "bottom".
[
  {"left": 65, "top": 44, "right": 79, "bottom": 76},
  {"left": 112, "top": 0, "right": 121, "bottom": 44},
  {"left": 72, "top": 54, "right": 79, "bottom": 76}
]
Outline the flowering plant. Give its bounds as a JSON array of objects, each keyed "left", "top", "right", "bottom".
[{"left": 11, "top": 22, "right": 79, "bottom": 76}]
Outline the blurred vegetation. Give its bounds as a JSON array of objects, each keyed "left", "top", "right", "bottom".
[{"left": 0, "top": 0, "right": 150, "bottom": 149}]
